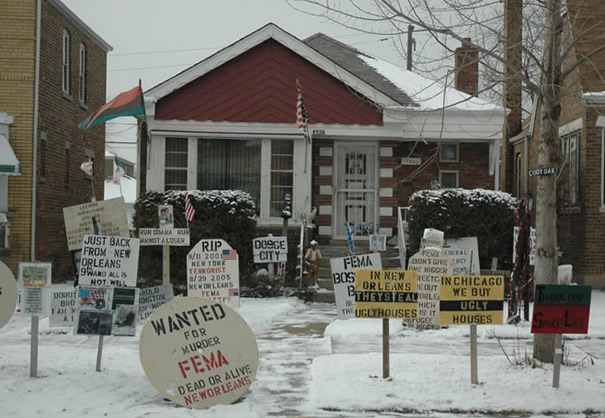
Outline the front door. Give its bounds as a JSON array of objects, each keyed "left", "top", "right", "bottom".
[{"left": 333, "top": 143, "right": 378, "bottom": 238}]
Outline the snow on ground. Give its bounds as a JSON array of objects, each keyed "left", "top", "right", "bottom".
[{"left": 1, "top": 292, "right": 604, "bottom": 417}]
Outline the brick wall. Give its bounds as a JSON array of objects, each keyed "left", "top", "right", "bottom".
[{"left": 34, "top": 0, "right": 108, "bottom": 281}]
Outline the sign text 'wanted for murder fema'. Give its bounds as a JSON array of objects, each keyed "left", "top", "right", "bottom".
[
  {"left": 439, "top": 275, "right": 505, "bottom": 325},
  {"left": 139, "top": 297, "right": 259, "bottom": 409},
  {"left": 79, "top": 235, "right": 140, "bottom": 287},
  {"left": 354, "top": 270, "right": 418, "bottom": 319}
]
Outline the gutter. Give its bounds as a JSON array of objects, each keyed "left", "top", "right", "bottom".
[{"left": 31, "top": 0, "right": 41, "bottom": 261}]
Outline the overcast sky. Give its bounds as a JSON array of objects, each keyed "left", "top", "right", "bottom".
[{"left": 62, "top": 0, "right": 428, "bottom": 163}]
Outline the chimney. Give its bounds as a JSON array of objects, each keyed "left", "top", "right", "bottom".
[{"left": 454, "top": 38, "right": 479, "bottom": 97}]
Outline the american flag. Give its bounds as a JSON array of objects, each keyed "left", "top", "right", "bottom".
[
  {"left": 185, "top": 191, "right": 196, "bottom": 221},
  {"left": 79, "top": 288, "right": 105, "bottom": 306},
  {"left": 222, "top": 249, "right": 237, "bottom": 261},
  {"left": 229, "top": 288, "right": 239, "bottom": 297},
  {"left": 296, "top": 79, "right": 310, "bottom": 142}
]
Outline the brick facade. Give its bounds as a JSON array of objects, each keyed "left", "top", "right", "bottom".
[{"left": 0, "top": 0, "right": 109, "bottom": 280}]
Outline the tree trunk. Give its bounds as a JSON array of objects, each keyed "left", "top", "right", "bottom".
[{"left": 533, "top": 0, "right": 562, "bottom": 364}]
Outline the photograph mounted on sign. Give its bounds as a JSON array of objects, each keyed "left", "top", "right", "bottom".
[
  {"left": 369, "top": 234, "right": 386, "bottom": 252},
  {"left": 187, "top": 239, "right": 240, "bottom": 308},
  {"left": 18, "top": 262, "right": 52, "bottom": 288},
  {"left": 158, "top": 205, "right": 174, "bottom": 229},
  {"left": 139, "top": 297, "right": 259, "bottom": 409}
]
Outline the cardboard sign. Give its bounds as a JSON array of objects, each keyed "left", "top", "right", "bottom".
[
  {"left": 439, "top": 275, "right": 504, "bottom": 325},
  {"left": 0, "top": 261, "right": 17, "bottom": 328},
  {"left": 18, "top": 262, "right": 51, "bottom": 315},
  {"left": 138, "top": 284, "right": 175, "bottom": 322},
  {"left": 139, "top": 297, "right": 259, "bottom": 409},
  {"left": 139, "top": 228, "right": 190, "bottom": 246},
  {"left": 531, "top": 285, "right": 592, "bottom": 334},
  {"left": 513, "top": 226, "right": 536, "bottom": 266},
  {"left": 330, "top": 253, "right": 382, "bottom": 319},
  {"left": 407, "top": 248, "right": 453, "bottom": 330},
  {"left": 443, "top": 237, "right": 480, "bottom": 275},
  {"left": 48, "top": 286, "right": 77, "bottom": 327},
  {"left": 354, "top": 270, "right": 418, "bottom": 319},
  {"left": 75, "top": 286, "right": 114, "bottom": 336},
  {"left": 79, "top": 235, "right": 140, "bottom": 287},
  {"left": 111, "top": 287, "right": 139, "bottom": 336},
  {"left": 159, "top": 205, "right": 174, "bottom": 229},
  {"left": 63, "top": 197, "right": 130, "bottom": 251},
  {"left": 252, "top": 236, "right": 287, "bottom": 263},
  {"left": 187, "top": 239, "right": 240, "bottom": 308}
]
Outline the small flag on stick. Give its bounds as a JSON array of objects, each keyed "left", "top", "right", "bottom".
[
  {"left": 296, "top": 79, "right": 310, "bottom": 143},
  {"left": 185, "top": 192, "right": 196, "bottom": 221}
]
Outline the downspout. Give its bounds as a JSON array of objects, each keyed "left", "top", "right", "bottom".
[
  {"left": 524, "top": 135, "right": 529, "bottom": 196},
  {"left": 31, "top": 0, "right": 41, "bottom": 261}
]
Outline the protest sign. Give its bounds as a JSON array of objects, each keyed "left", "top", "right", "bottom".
[
  {"left": 139, "top": 297, "right": 259, "bottom": 409},
  {"left": 443, "top": 237, "right": 480, "bottom": 275},
  {"left": 79, "top": 234, "right": 140, "bottom": 287},
  {"left": 48, "top": 286, "right": 77, "bottom": 327},
  {"left": 0, "top": 261, "right": 17, "bottom": 328},
  {"left": 407, "top": 248, "right": 453, "bottom": 330},
  {"left": 138, "top": 284, "right": 175, "bottom": 322},
  {"left": 112, "top": 287, "right": 139, "bottom": 336},
  {"left": 75, "top": 286, "right": 113, "bottom": 336},
  {"left": 252, "top": 236, "right": 287, "bottom": 263},
  {"left": 18, "top": 262, "right": 51, "bottom": 315},
  {"left": 354, "top": 270, "right": 418, "bottom": 319},
  {"left": 139, "top": 228, "right": 190, "bottom": 246},
  {"left": 63, "top": 197, "right": 130, "bottom": 251},
  {"left": 187, "top": 239, "right": 239, "bottom": 308},
  {"left": 531, "top": 285, "right": 592, "bottom": 334},
  {"left": 330, "top": 253, "right": 382, "bottom": 319},
  {"left": 439, "top": 275, "right": 504, "bottom": 325}
]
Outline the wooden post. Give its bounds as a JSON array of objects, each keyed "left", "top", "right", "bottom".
[
  {"left": 162, "top": 245, "right": 170, "bottom": 284},
  {"left": 382, "top": 318, "right": 389, "bottom": 378},
  {"left": 29, "top": 315, "right": 39, "bottom": 377},
  {"left": 96, "top": 335, "right": 104, "bottom": 372},
  {"left": 552, "top": 333, "right": 563, "bottom": 388},
  {"left": 470, "top": 323, "right": 478, "bottom": 384}
]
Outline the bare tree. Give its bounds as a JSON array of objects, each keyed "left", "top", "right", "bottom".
[{"left": 290, "top": 0, "right": 605, "bottom": 363}]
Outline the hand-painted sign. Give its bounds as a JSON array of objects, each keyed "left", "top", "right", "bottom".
[
  {"left": 63, "top": 197, "right": 130, "bottom": 251},
  {"left": 443, "top": 237, "right": 480, "bottom": 275},
  {"left": 406, "top": 248, "right": 453, "bottom": 330},
  {"left": 531, "top": 285, "right": 591, "bottom": 334},
  {"left": 439, "top": 275, "right": 504, "bottom": 325},
  {"left": 354, "top": 270, "right": 418, "bottom": 319},
  {"left": 139, "top": 228, "right": 190, "bottom": 246},
  {"left": 48, "top": 286, "right": 77, "bottom": 326},
  {"left": 0, "top": 261, "right": 17, "bottom": 328},
  {"left": 139, "top": 297, "right": 259, "bottom": 409},
  {"left": 138, "top": 284, "right": 175, "bottom": 322},
  {"left": 18, "top": 262, "right": 52, "bottom": 315},
  {"left": 330, "top": 253, "right": 382, "bottom": 319},
  {"left": 252, "top": 236, "right": 287, "bottom": 263},
  {"left": 79, "top": 234, "right": 140, "bottom": 287},
  {"left": 187, "top": 239, "right": 240, "bottom": 308}
]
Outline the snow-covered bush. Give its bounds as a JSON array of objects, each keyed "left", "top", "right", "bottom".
[
  {"left": 407, "top": 188, "right": 517, "bottom": 269},
  {"left": 133, "top": 190, "right": 257, "bottom": 292}
]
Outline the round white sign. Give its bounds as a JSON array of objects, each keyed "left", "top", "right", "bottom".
[
  {"left": 139, "top": 297, "right": 258, "bottom": 409},
  {"left": 0, "top": 261, "right": 18, "bottom": 328}
]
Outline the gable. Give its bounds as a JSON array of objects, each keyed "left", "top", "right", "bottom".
[{"left": 155, "top": 39, "right": 383, "bottom": 125}]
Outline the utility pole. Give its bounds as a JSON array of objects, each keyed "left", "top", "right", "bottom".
[{"left": 407, "top": 25, "right": 415, "bottom": 71}]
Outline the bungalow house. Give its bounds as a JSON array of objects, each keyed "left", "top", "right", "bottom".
[
  {"left": 139, "top": 23, "right": 506, "bottom": 244},
  {"left": 506, "top": 0, "right": 605, "bottom": 288}
]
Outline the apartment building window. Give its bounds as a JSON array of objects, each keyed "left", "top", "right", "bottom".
[
  {"left": 165, "top": 137, "right": 188, "bottom": 190},
  {"left": 197, "top": 138, "right": 261, "bottom": 201},
  {"left": 440, "top": 143, "right": 459, "bottom": 162},
  {"left": 270, "top": 140, "right": 294, "bottom": 217},
  {"left": 79, "top": 43, "right": 87, "bottom": 105},
  {"left": 561, "top": 131, "right": 580, "bottom": 205},
  {"left": 62, "top": 29, "right": 71, "bottom": 95},
  {"left": 439, "top": 170, "right": 459, "bottom": 188}
]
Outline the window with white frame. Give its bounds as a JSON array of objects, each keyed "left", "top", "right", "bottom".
[
  {"left": 439, "top": 170, "right": 459, "bottom": 188},
  {"left": 560, "top": 131, "right": 580, "bottom": 205},
  {"left": 440, "top": 143, "right": 459, "bottom": 162},
  {"left": 197, "top": 138, "right": 261, "bottom": 203},
  {"left": 62, "top": 29, "right": 71, "bottom": 95},
  {"left": 165, "top": 138, "right": 188, "bottom": 190},
  {"left": 270, "top": 140, "right": 294, "bottom": 217},
  {"left": 79, "top": 43, "right": 87, "bottom": 105}
]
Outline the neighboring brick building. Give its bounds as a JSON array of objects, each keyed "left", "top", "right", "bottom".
[
  {"left": 140, "top": 24, "right": 505, "bottom": 243},
  {"left": 505, "top": 0, "right": 605, "bottom": 288},
  {"left": 0, "top": 0, "right": 111, "bottom": 280}
]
